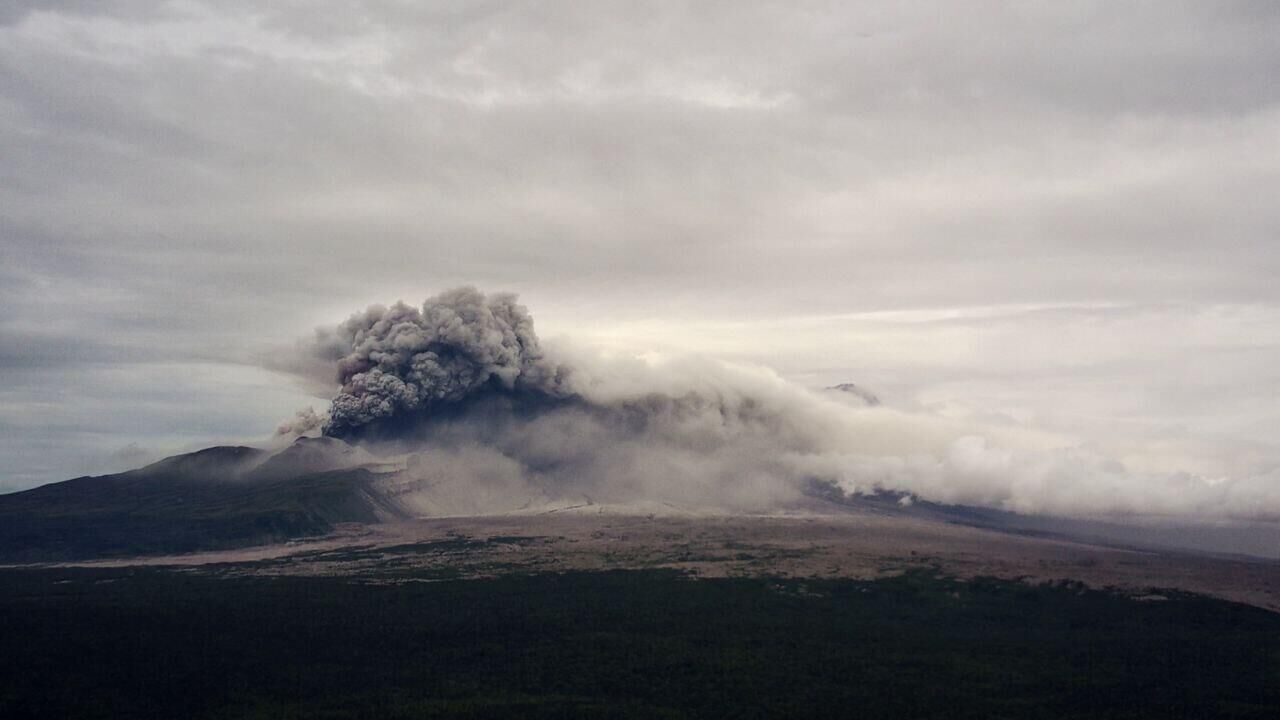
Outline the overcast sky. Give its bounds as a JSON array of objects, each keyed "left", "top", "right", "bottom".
[{"left": 2, "top": 1, "right": 1279, "bottom": 491}]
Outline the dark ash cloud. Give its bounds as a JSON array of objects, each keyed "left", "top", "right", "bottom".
[{"left": 318, "top": 287, "right": 572, "bottom": 437}]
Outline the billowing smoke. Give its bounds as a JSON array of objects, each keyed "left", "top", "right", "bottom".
[
  {"left": 275, "top": 407, "right": 326, "bottom": 437},
  {"left": 315, "top": 288, "right": 572, "bottom": 437},
  {"left": 295, "top": 288, "right": 1280, "bottom": 522}
]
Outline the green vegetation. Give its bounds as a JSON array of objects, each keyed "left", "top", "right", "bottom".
[{"left": 0, "top": 567, "right": 1276, "bottom": 718}]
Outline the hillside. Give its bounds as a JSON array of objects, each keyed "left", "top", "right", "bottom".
[{"left": 0, "top": 444, "right": 402, "bottom": 562}]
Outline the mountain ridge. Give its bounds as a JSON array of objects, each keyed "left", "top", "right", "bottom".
[{"left": 4, "top": 437, "right": 1279, "bottom": 563}]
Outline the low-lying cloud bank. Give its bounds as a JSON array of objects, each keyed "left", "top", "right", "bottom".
[{"left": 281, "top": 288, "right": 1278, "bottom": 521}]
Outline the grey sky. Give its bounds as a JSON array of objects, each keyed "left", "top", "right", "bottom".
[{"left": 2, "top": 1, "right": 1278, "bottom": 492}]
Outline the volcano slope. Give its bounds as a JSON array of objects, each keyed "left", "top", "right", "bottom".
[
  {"left": 0, "top": 436, "right": 1268, "bottom": 591},
  {"left": 2, "top": 437, "right": 1278, "bottom": 611},
  {"left": 0, "top": 441, "right": 405, "bottom": 562}
]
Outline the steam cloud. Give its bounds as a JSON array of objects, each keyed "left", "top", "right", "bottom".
[
  {"left": 293, "top": 288, "right": 1279, "bottom": 521},
  {"left": 275, "top": 407, "right": 326, "bottom": 437}
]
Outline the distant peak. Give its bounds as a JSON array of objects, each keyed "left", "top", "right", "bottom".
[
  {"left": 130, "top": 445, "right": 268, "bottom": 480},
  {"left": 825, "top": 383, "right": 880, "bottom": 406},
  {"left": 146, "top": 445, "right": 262, "bottom": 466},
  {"left": 292, "top": 436, "right": 348, "bottom": 448}
]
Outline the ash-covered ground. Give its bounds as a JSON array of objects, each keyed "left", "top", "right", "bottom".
[{"left": 61, "top": 510, "right": 1280, "bottom": 613}]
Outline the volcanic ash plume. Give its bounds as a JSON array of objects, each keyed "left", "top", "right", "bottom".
[
  {"left": 316, "top": 287, "right": 572, "bottom": 438},
  {"left": 295, "top": 288, "right": 1280, "bottom": 522}
]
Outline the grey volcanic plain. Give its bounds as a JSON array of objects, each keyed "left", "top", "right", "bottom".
[{"left": 45, "top": 505, "right": 1280, "bottom": 614}]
